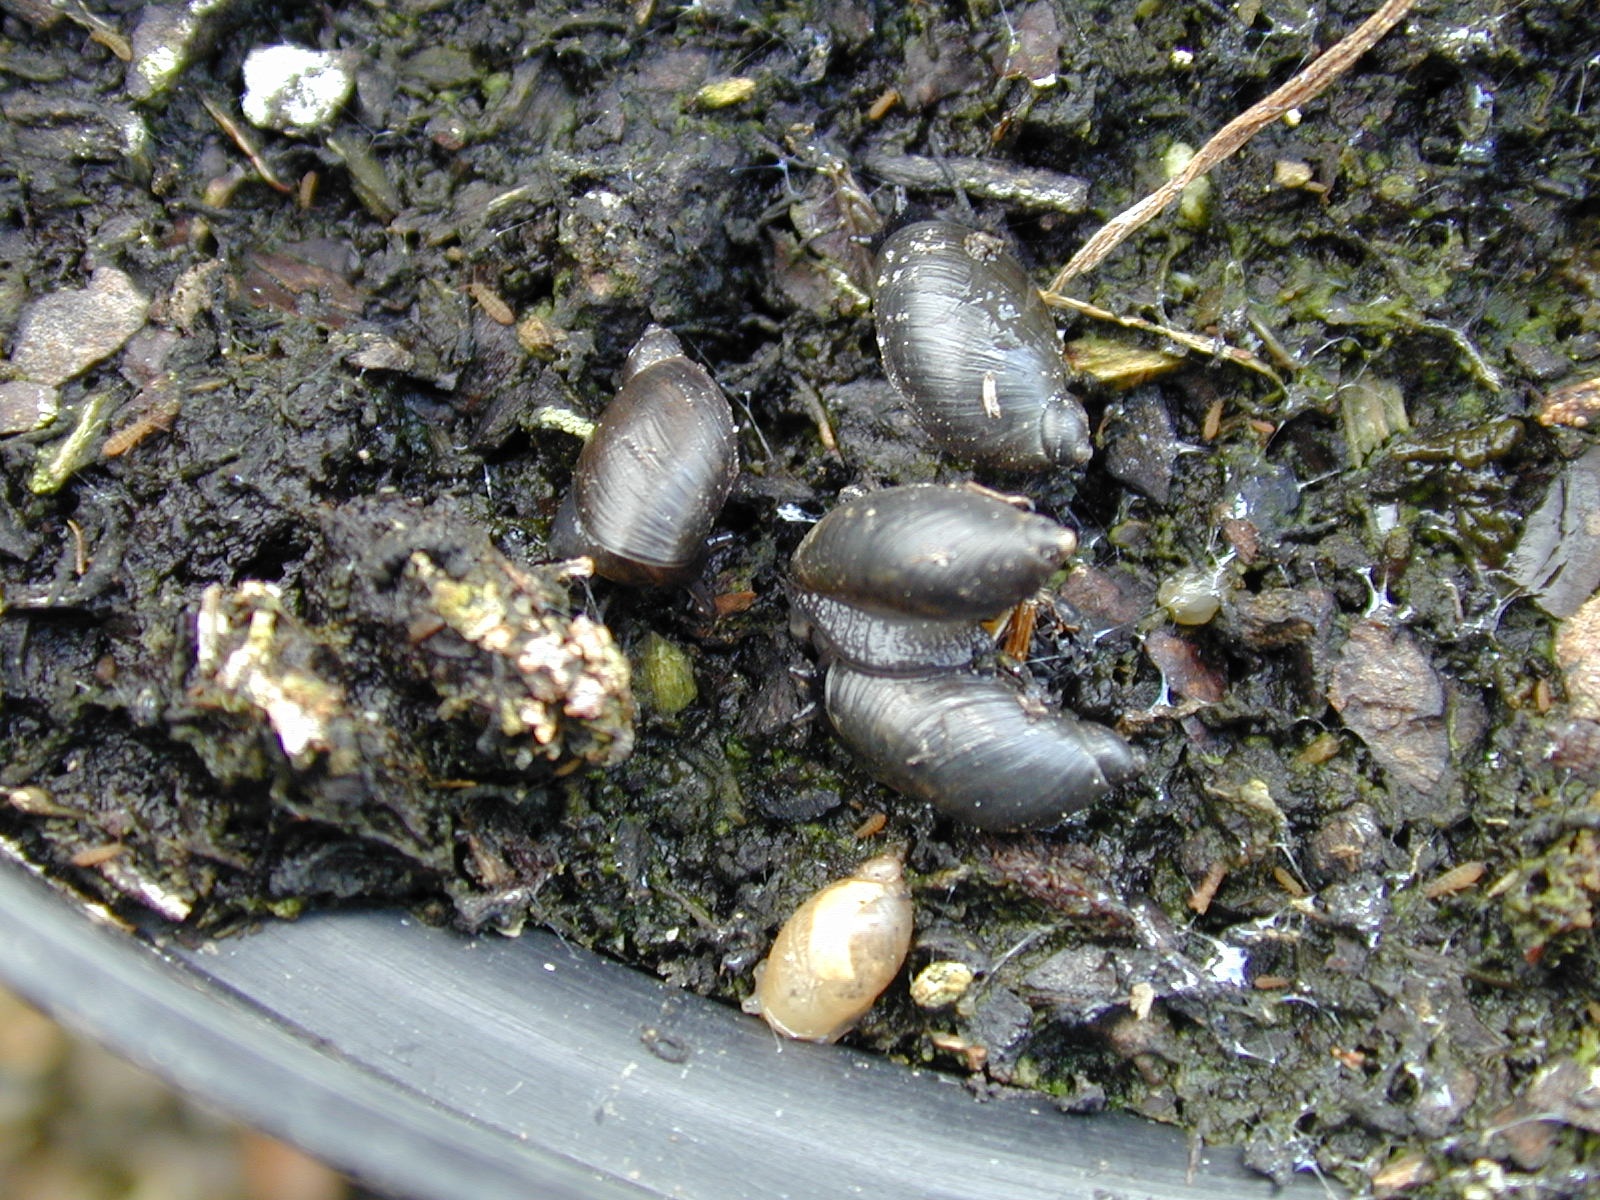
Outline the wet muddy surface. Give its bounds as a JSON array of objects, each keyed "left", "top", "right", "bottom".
[{"left": 3, "top": 1, "right": 1599, "bottom": 1194}]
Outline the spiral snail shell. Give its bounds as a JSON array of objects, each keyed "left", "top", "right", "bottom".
[
  {"left": 786, "top": 481, "right": 1138, "bottom": 827},
  {"left": 874, "top": 221, "right": 1091, "bottom": 471},
  {"left": 745, "top": 853, "right": 914, "bottom": 1043},
  {"left": 549, "top": 326, "right": 738, "bottom": 587},
  {"left": 824, "top": 666, "right": 1141, "bottom": 832},
  {"left": 789, "top": 484, "right": 1078, "bottom": 673}
]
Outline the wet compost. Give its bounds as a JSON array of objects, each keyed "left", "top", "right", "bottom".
[{"left": 3, "top": 1, "right": 1599, "bottom": 1195}]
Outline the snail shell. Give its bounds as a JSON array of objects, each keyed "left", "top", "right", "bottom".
[
  {"left": 824, "top": 666, "right": 1140, "bottom": 831},
  {"left": 1157, "top": 566, "right": 1225, "bottom": 626},
  {"left": 874, "top": 221, "right": 1091, "bottom": 471},
  {"left": 549, "top": 327, "right": 738, "bottom": 587},
  {"left": 746, "top": 853, "right": 913, "bottom": 1043},
  {"left": 789, "top": 484, "right": 1078, "bottom": 672}
]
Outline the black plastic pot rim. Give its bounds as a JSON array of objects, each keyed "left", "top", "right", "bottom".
[{"left": 0, "top": 857, "right": 1326, "bottom": 1200}]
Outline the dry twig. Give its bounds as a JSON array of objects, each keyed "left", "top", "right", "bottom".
[
  {"left": 1048, "top": 0, "right": 1420, "bottom": 291},
  {"left": 861, "top": 150, "right": 1088, "bottom": 213},
  {"left": 1039, "top": 291, "right": 1284, "bottom": 390},
  {"left": 200, "top": 96, "right": 292, "bottom": 195}
]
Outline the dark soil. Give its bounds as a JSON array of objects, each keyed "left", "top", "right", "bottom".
[{"left": 3, "top": 1, "right": 1599, "bottom": 1195}]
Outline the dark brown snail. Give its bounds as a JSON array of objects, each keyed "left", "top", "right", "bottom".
[
  {"left": 874, "top": 221, "right": 1092, "bottom": 471},
  {"left": 789, "top": 484, "right": 1078, "bottom": 673},
  {"left": 550, "top": 326, "right": 738, "bottom": 587},
  {"left": 824, "top": 666, "right": 1140, "bottom": 832},
  {"left": 786, "top": 483, "right": 1138, "bottom": 829}
]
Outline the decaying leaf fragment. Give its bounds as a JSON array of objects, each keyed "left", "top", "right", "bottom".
[
  {"left": 1327, "top": 620, "right": 1453, "bottom": 803},
  {"left": 1507, "top": 444, "right": 1600, "bottom": 619},
  {"left": 8, "top": 266, "right": 149, "bottom": 388},
  {"left": 1486, "top": 1057, "right": 1600, "bottom": 1171},
  {"left": 1064, "top": 337, "right": 1184, "bottom": 391},
  {"left": 1338, "top": 376, "right": 1409, "bottom": 465},
  {"left": 769, "top": 138, "right": 882, "bottom": 317}
]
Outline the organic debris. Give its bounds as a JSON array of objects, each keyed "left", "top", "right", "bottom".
[{"left": 1, "top": 1, "right": 1598, "bottom": 1195}]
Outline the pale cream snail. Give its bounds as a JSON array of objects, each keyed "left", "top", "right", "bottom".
[{"left": 744, "top": 853, "right": 913, "bottom": 1043}]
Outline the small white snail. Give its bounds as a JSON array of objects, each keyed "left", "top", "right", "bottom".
[{"left": 744, "top": 853, "right": 914, "bottom": 1043}]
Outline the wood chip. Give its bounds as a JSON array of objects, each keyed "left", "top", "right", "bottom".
[{"left": 1556, "top": 592, "right": 1600, "bottom": 719}]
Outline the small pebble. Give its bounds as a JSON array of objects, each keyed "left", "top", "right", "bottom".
[
  {"left": 910, "top": 960, "right": 975, "bottom": 1010},
  {"left": 242, "top": 46, "right": 355, "bottom": 133}
]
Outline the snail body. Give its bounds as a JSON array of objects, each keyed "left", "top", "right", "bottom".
[
  {"left": 550, "top": 327, "right": 738, "bottom": 587},
  {"left": 746, "top": 853, "right": 913, "bottom": 1043},
  {"left": 874, "top": 221, "right": 1091, "bottom": 471},
  {"left": 788, "top": 590, "right": 983, "bottom": 675},
  {"left": 786, "top": 484, "right": 1139, "bottom": 828},
  {"left": 825, "top": 666, "right": 1140, "bottom": 831},
  {"left": 789, "top": 484, "right": 1077, "bottom": 672}
]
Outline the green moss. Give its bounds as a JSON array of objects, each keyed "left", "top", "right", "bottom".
[
  {"left": 636, "top": 632, "right": 698, "bottom": 718},
  {"left": 5, "top": 0, "right": 1600, "bottom": 1191}
]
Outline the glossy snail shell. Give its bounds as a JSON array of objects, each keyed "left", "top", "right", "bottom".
[
  {"left": 789, "top": 484, "right": 1077, "bottom": 672},
  {"left": 791, "top": 484, "right": 1078, "bottom": 620},
  {"left": 824, "top": 666, "right": 1140, "bottom": 831},
  {"left": 874, "top": 221, "right": 1091, "bottom": 471},
  {"left": 747, "top": 853, "right": 914, "bottom": 1043},
  {"left": 549, "top": 327, "right": 738, "bottom": 587}
]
